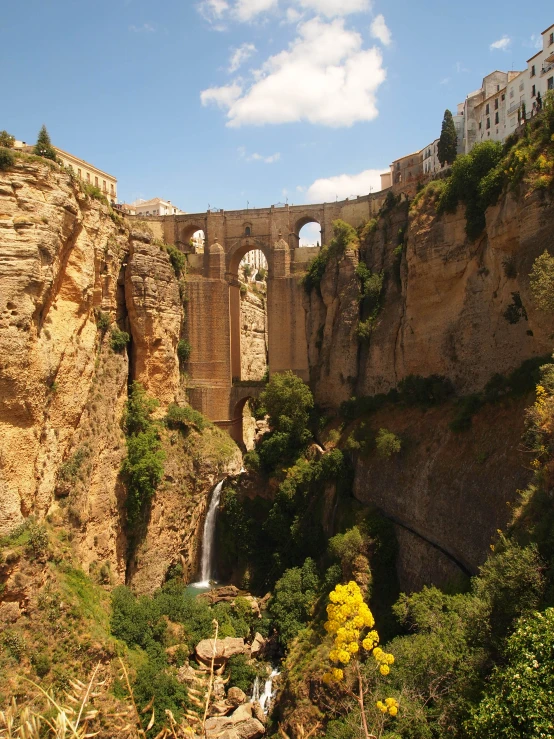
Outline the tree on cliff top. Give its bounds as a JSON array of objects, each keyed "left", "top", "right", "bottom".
[
  {"left": 34, "top": 125, "right": 57, "bottom": 161},
  {"left": 438, "top": 109, "right": 458, "bottom": 167},
  {"left": 0, "top": 130, "right": 15, "bottom": 148}
]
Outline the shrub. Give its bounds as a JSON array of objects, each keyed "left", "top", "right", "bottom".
[
  {"left": 2, "top": 631, "right": 25, "bottom": 661},
  {"left": 466, "top": 608, "right": 554, "bottom": 738},
  {"left": 375, "top": 428, "right": 401, "bottom": 458},
  {"left": 243, "top": 449, "right": 261, "bottom": 472},
  {"left": 95, "top": 310, "right": 110, "bottom": 332},
  {"left": 110, "top": 326, "right": 130, "bottom": 352},
  {"left": 177, "top": 339, "right": 191, "bottom": 364},
  {"left": 82, "top": 181, "right": 108, "bottom": 203},
  {"left": 121, "top": 383, "right": 165, "bottom": 527},
  {"left": 31, "top": 652, "right": 52, "bottom": 677},
  {"left": 227, "top": 654, "right": 259, "bottom": 694},
  {"left": 259, "top": 370, "right": 314, "bottom": 442},
  {"left": 398, "top": 374, "right": 454, "bottom": 406},
  {"left": 530, "top": 250, "right": 554, "bottom": 312},
  {"left": 303, "top": 219, "right": 359, "bottom": 293},
  {"left": 166, "top": 402, "right": 208, "bottom": 431},
  {"left": 0, "top": 147, "right": 15, "bottom": 171},
  {"left": 502, "top": 292, "right": 528, "bottom": 324},
  {"left": 356, "top": 318, "right": 374, "bottom": 343},
  {"left": 268, "top": 558, "right": 320, "bottom": 648},
  {"left": 240, "top": 284, "right": 247, "bottom": 297},
  {"left": 0, "top": 130, "right": 15, "bottom": 148},
  {"left": 163, "top": 244, "right": 186, "bottom": 277},
  {"left": 25, "top": 522, "right": 49, "bottom": 559}
]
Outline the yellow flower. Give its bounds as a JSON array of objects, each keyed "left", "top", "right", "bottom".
[
  {"left": 332, "top": 668, "right": 343, "bottom": 681},
  {"left": 379, "top": 664, "right": 390, "bottom": 676},
  {"left": 338, "top": 650, "right": 351, "bottom": 664},
  {"left": 376, "top": 701, "right": 386, "bottom": 713},
  {"left": 348, "top": 642, "right": 359, "bottom": 653},
  {"left": 322, "top": 672, "right": 333, "bottom": 684},
  {"left": 389, "top": 706, "right": 398, "bottom": 717}
]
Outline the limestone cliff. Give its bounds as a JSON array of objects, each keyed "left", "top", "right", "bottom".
[
  {"left": 305, "top": 188, "right": 554, "bottom": 589},
  {"left": 0, "top": 158, "right": 240, "bottom": 592}
]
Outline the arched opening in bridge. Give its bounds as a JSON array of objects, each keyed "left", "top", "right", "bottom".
[
  {"left": 191, "top": 230, "right": 205, "bottom": 253},
  {"left": 237, "top": 249, "right": 268, "bottom": 382},
  {"left": 229, "top": 246, "right": 270, "bottom": 384},
  {"left": 296, "top": 218, "right": 321, "bottom": 248}
]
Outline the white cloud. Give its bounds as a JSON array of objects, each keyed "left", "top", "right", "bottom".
[
  {"left": 285, "top": 7, "right": 303, "bottom": 22},
  {"left": 201, "top": 82, "right": 243, "bottom": 108},
  {"left": 233, "top": 0, "right": 278, "bottom": 21},
  {"left": 530, "top": 34, "right": 543, "bottom": 50},
  {"left": 229, "top": 43, "right": 257, "bottom": 72},
  {"left": 370, "top": 14, "right": 391, "bottom": 46},
  {"left": 296, "top": 0, "right": 371, "bottom": 16},
  {"left": 305, "top": 168, "right": 387, "bottom": 203},
  {"left": 490, "top": 35, "right": 511, "bottom": 51},
  {"left": 440, "top": 77, "right": 450, "bottom": 85},
  {"left": 198, "top": 0, "right": 229, "bottom": 22},
  {"left": 200, "top": 17, "right": 386, "bottom": 127},
  {"left": 239, "top": 147, "right": 281, "bottom": 163},
  {"left": 129, "top": 23, "right": 155, "bottom": 32}
]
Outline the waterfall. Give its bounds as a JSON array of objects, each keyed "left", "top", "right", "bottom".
[
  {"left": 192, "top": 479, "right": 224, "bottom": 588},
  {"left": 251, "top": 669, "right": 279, "bottom": 714}
]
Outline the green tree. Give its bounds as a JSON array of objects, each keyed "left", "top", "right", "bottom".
[
  {"left": 268, "top": 558, "right": 320, "bottom": 648},
  {"left": 33, "top": 125, "right": 57, "bottom": 161},
  {"left": 259, "top": 370, "right": 314, "bottom": 442},
  {"left": 530, "top": 250, "right": 554, "bottom": 312},
  {"left": 438, "top": 109, "right": 458, "bottom": 166},
  {"left": 466, "top": 608, "right": 554, "bottom": 738},
  {"left": 0, "top": 130, "right": 15, "bottom": 148},
  {"left": 375, "top": 428, "right": 401, "bottom": 458}
]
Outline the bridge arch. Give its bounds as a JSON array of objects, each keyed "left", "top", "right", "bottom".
[
  {"left": 177, "top": 222, "right": 206, "bottom": 251},
  {"left": 292, "top": 215, "right": 322, "bottom": 249}
]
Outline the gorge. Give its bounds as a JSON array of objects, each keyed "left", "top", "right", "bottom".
[{"left": 2, "top": 107, "right": 554, "bottom": 738}]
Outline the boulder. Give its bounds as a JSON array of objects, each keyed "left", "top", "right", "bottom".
[
  {"left": 250, "top": 632, "right": 266, "bottom": 658},
  {"left": 242, "top": 596, "right": 261, "bottom": 618},
  {"left": 199, "top": 585, "right": 240, "bottom": 604},
  {"left": 251, "top": 702, "right": 266, "bottom": 725},
  {"left": 196, "top": 637, "right": 249, "bottom": 667},
  {"left": 227, "top": 687, "right": 247, "bottom": 706},
  {"left": 205, "top": 705, "right": 265, "bottom": 739}
]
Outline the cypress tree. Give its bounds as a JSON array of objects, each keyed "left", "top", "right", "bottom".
[
  {"left": 437, "top": 109, "right": 458, "bottom": 166},
  {"left": 34, "top": 125, "right": 57, "bottom": 161}
]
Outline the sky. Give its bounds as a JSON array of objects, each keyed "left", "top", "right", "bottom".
[{"left": 2, "top": 0, "right": 553, "bottom": 243}]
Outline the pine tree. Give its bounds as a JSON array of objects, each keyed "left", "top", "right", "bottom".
[
  {"left": 437, "top": 109, "right": 458, "bottom": 167},
  {"left": 34, "top": 125, "right": 57, "bottom": 161}
]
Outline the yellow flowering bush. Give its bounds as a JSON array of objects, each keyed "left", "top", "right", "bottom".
[{"left": 322, "top": 581, "right": 399, "bottom": 732}]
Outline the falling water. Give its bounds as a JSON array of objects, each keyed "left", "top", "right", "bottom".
[
  {"left": 251, "top": 669, "right": 280, "bottom": 714},
  {"left": 192, "top": 479, "right": 224, "bottom": 588}
]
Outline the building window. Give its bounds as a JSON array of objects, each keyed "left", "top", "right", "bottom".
[
  {"left": 86, "top": 173, "right": 90, "bottom": 182},
  {"left": 77, "top": 168, "right": 82, "bottom": 177},
  {"left": 550, "top": 32, "right": 554, "bottom": 45},
  {"left": 496, "top": 84, "right": 500, "bottom": 91},
  {"left": 111, "top": 184, "right": 115, "bottom": 194},
  {"left": 494, "top": 98, "right": 498, "bottom": 110},
  {"left": 486, "top": 117, "right": 491, "bottom": 129},
  {"left": 245, "top": 226, "right": 251, "bottom": 236},
  {"left": 495, "top": 112, "right": 499, "bottom": 124},
  {"left": 501, "top": 93, "right": 505, "bottom": 101},
  {"left": 519, "top": 82, "right": 524, "bottom": 91},
  {"left": 531, "top": 65, "right": 536, "bottom": 77},
  {"left": 548, "top": 77, "right": 554, "bottom": 91},
  {"left": 479, "top": 121, "right": 482, "bottom": 130},
  {"left": 95, "top": 176, "right": 98, "bottom": 186},
  {"left": 510, "top": 89, "right": 514, "bottom": 98},
  {"left": 532, "top": 84, "right": 536, "bottom": 97},
  {"left": 486, "top": 103, "right": 490, "bottom": 114}
]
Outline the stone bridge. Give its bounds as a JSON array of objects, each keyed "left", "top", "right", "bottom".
[{"left": 136, "top": 192, "right": 388, "bottom": 442}]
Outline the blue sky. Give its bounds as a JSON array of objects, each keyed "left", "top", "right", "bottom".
[{"left": 2, "top": 0, "right": 552, "bottom": 220}]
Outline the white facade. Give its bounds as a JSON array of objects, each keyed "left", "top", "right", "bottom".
[
  {"left": 131, "top": 197, "right": 184, "bottom": 216},
  {"left": 421, "top": 138, "right": 441, "bottom": 175}
]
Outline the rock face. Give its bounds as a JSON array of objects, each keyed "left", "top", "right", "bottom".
[
  {"left": 125, "top": 239, "right": 181, "bottom": 406},
  {"left": 240, "top": 289, "right": 268, "bottom": 381},
  {"left": 305, "top": 189, "right": 554, "bottom": 589},
  {"left": 0, "top": 158, "right": 240, "bottom": 590}
]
